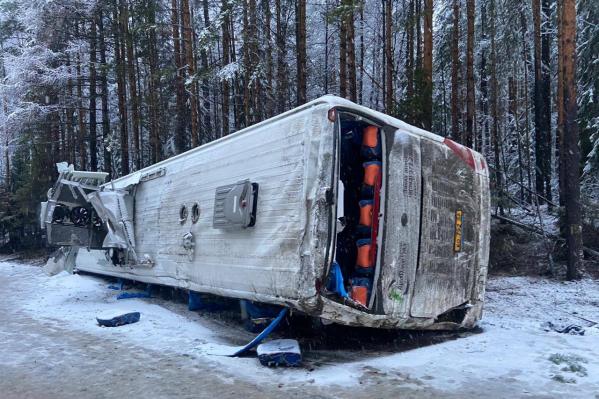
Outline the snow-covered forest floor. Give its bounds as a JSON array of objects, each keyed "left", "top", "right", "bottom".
[{"left": 1, "top": 260, "right": 598, "bottom": 399}]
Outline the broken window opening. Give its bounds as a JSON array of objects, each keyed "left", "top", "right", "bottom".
[
  {"left": 326, "top": 112, "right": 384, "bottom": 312},
  {"left": 191, "top": 203, "right": 200, "bottom": 224},
  {"left": 179, "top": 204, "right": 188, "bottom": 224}
]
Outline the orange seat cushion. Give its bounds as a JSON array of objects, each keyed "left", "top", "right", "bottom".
[{"left": 362, "top": 126, "right": 379, "bottom": 148}]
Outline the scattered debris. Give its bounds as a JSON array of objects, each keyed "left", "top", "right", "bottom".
[
  {"left": 242, "top": 301, "right": 285, "bottom": 332},
  {"left": 117, "top": 291, "right": 151, "bottom": 300},
  {"left": 543, "top": 322, "right": 586, "bottom": 336},
  {"left": 107, "top": 279, "right": 125, "bottom": 291},
  {"left": 43, "top": 247, "right": 78, "bottom": 276},
  {"left": 231, "top": 308, "right": 288, "bottom": 357},
  {"left": 116, "top": 284, "right": 152, "bottom": 300},
  {"left": 96, "top": 311, "right": 141, "bottom": 327},
  {"left": 257, "top": 339, "right": 302, "bottom": 367},
  {"left": 207, "top": 308, "right": 288, "bottom": 357}
]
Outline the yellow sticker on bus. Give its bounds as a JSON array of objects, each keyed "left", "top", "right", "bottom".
[{"left": 454, "top": 210, "right": 463, "bottom": 253}]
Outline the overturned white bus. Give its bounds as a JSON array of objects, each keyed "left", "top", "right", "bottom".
[{"left": 40, "top": 95, "right": 490, "bottom": 330}]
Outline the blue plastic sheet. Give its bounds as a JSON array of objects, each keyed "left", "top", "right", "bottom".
[
  {"left": 326, "top": 261, "right": 349, "bottom": 298},
  {"left": 116, "top": 284, "right": 152, "bottom": 300},
  {"left": 231, "top": 308, "right": 288, "bottom": 357}
]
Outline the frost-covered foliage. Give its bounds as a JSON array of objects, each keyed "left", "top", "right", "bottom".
[
  {"left": 0, "top": 0, "right": 95, "bottom": 138},
  {"left": 0, "top": 0, "right": 595, "bottom": 248}
]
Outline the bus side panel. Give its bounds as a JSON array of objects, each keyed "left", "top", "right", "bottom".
[
  {"left": 410, "top": 139, "right": 479, "bottom": 318},
  {"left": 76, "top": 105, "right": 334, "bottom": 305},
  {"left": 381, "top": 130, "right": 422, "bottom": 317}
]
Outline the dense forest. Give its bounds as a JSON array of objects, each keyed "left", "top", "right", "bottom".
[{"left": 0, "top": 0, "right": 596, "bottom": 277}]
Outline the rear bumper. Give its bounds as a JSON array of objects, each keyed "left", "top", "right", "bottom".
[{"left": 318, "top": 296, "right": 485, "bottom": 330}]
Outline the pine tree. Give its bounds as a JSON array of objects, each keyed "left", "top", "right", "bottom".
[{"left": 560, "top": 0, "right": 583, "bottom": 279}]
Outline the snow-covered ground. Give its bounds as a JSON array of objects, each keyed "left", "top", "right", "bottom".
[{"left": 1, "top": 260, "right": 598, "bottom": 398}]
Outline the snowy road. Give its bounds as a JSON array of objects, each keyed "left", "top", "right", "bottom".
[{"left": 1, "top": 261, "right": 598, "bottom": 398}]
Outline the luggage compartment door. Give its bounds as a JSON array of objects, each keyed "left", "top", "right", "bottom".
[{"left": 410, "top": 139, "right": 480, "bottom": 318}]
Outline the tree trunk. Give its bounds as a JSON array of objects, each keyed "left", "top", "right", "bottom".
[
  {"left": 122, "top": 0, "right": 141, "bottom": 170},
  {"left": 135, "top": 43, "right": 145, "bottom": 164},
  {"left": 339, "top": 1, "right": 348, "bottom": 99},
  {"left": 171, "top": 0, "right": 186, "bottom": 153},
  {"left": 147, "top": 0, "right": 161, "bottom": 164},
  {"left": 65, "top": 55, "right": 75, "bottom": 166},
  {"left": 520, "top": 9, "right": 533, "bottom": 201},
  {"left": 465, "top": 0, "right": 475, "bottom": 148},
  {"left": 3, "top": 135, "right": 8, "bottom": 187},
  {"left": 181, "top": 0, "right": 199, "bottom": 146},
  {"left": 509, "top": 76, "right": 525, "bottom": 201},
  {"left": 242, "top": 2, "right": 251, "bottom": 125},
  {"left": 415, "top": 0, "right": 422, "bottom": 69},
  {"left": 200, "top": 0, "right": 212, "bottom": 136},
  {"left": 532, "top": 0, "right": 545, "bottom": 200},
  {"left": 406, "top": 0, "right": 415, "bottom": 106},
  {"left": 490, "top": 0, "right": 503, "bottom": 215},
  {"left": 479, "top": 2, "right": 488, "bottom": 152},
  {"left": 422, "top": 0, "right": 433, "bottom": 131},
  {"left": 296, "top": 0, "right": 307, "bottom": 105},
  {"left": 263, "top": 0, "right": 274, "bottom": 116},
  {"left": 450, "top": 0, "right": 460, "bottom": 140},
  {"left": 441, "top": 65, "right": 448, "bottom": 135},
  {"left": 275, "top": 0, "right": 288, "bottom": 113},
  {"left": 561, "top": 0, "right": 583, "bottom": 279},
  {"left": 97, "top": 8, "right": 111, "bottom": 178},
  {"left": 75, "top": 23, "right": 87, "bottom": 170},
  {"left": 385, "top": 0, "right": 393, "bottom": 114},
  {"left": 89, "top": 15, "right": 98, "bottom": 171},
  {"left": 556, "top": 0, "right": 565, "bottom": 206},
  {"left": 221, "top": 0, "right": 231, "bottom": 136},
  {"left": 345, "top": 0, "right": 357, "bottom": 102},
  {"left": 114, "top": 4, "right": 129, "bottom": 176},
  {"left": 3, "top": 96, "right": 9, "bottom": 185},
  {"left": 189, "top": 5, "right": 204, "bottom": 143},
  {"left": 230, "top": 15, "right": 244, "bottom": 129},
  {"left": 359, "top": 5, "right": 364, "bottom": 103},
  {"left": 541, "top": 0, "right": 552, "bottom": 204}
]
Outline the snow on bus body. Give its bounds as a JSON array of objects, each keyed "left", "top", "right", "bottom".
[{"left": 41, "top": 95, "right": 490, "bottom": 331}]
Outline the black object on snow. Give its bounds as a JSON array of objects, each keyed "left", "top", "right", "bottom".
[
  {"left": 543, "top": 321, "right": 585, "bottom": 336},
  {"left": 97, "top": 312, "right": 141, "bottom": 327}
]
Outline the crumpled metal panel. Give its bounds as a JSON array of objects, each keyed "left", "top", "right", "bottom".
[
  {"left": 42, "top": 166, "right": 109, "bottom": 249},
  {"left": 467, "top": 151, "right": 491, "bottom": 326},
  {"left": 410, "top": 139, "right": 480, "bottom": 318},
  {"left": 88, "top": 190, "right": 136, "bottom": 252},
  {"left": 380, "top": 130, "right": 422, "bottom": 318}
]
